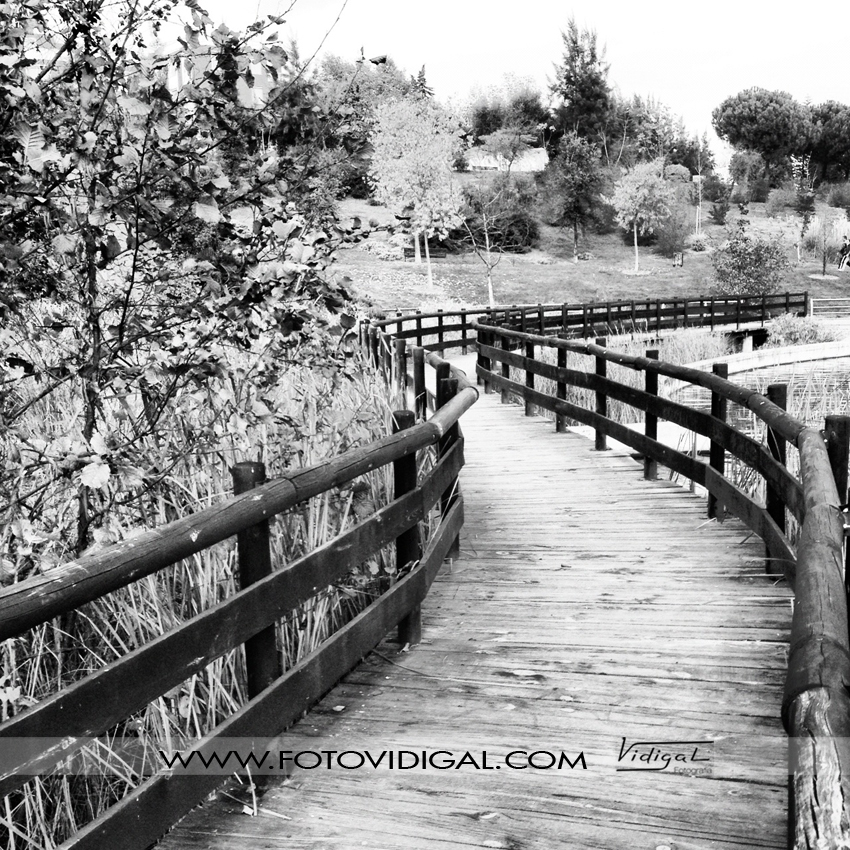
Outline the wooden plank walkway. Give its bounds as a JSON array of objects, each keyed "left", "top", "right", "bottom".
[{"left": 160, "top": 354, "right": 792, "bottom": 850}]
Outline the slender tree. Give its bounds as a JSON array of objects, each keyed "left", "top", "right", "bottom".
[
  {"left": 608, "top": 160, "right": 673, "bottom": 272},
  {"left": 542, "top": 132, "right": 602, "bottom": 262},
  {"left": 369, "top": 97, "right": 462, "bottom": 287}
]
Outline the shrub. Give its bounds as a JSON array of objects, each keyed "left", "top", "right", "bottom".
[
  {"left": 765, "top": 187, "right": 796, "bottom": 217},
  {"left": 702, "top": 173, "right": 730, "bottom": 203},
  {"left": 686, "top": 233, "right": 707, "bottom": 251},
  {"left": 712, "top": 223, "right": 790, "bottom": 296},
  {"left": 654, "top": 206, "right": 690, "bottom": 257},
  {"left": 765, "top": 314, "right": 839, "bottom": 347},
  {"left": 749, "top": 177, "right": 770, "bottom": 203},
  {"left": 729, "top": 183, "right": 749, "bottom": 205},
  {"left": 456, "top": 175, "right": 539, "bottom": 253},
  {"left": 710, "top": 197, "right": 730, "bottom": 225},
  {"left": 827, "top": 182, "right": 850, "bottom": 210}
]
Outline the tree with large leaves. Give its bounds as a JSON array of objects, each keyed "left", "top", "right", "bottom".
[{"left": 0, "top": 0, "right": 353, "bottom": 555}]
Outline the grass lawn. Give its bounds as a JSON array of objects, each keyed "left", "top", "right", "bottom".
[{"left": 335, "top": 196, "right": 850, "bottom": 311}]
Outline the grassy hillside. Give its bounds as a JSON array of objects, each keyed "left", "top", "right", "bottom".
[{"left": 336, "top": 194, "right": 850, "bottom": 310}]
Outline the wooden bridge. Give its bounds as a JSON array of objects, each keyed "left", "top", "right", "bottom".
[{"left": 1, "top": 293, "right": 848, "bottom": 850}]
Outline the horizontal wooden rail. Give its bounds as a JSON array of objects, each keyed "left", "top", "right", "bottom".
[
  {"left": 472, "top": 314, "right": 850, "bottom": 847},
  {"left": 0, "top": 314, "right": 479, "bottom": 849},
  {"left": 0, "top": 441, "right": 465, "bottom": 797},
  {"left": 366, "top": 292, "right": 808, "bottom": 348},
  {"left": 0, "top": 387, "right": 475, "bottom": 641},
  {"left": 65, "top": 498, "right": 465, "bottom": 850}
]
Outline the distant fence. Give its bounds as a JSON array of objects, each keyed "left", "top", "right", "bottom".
[{"left": 369, "top": 292, "right": 809, "bottom": 352}]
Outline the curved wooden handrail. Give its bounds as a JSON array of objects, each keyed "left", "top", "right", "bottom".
[
  {"left": 0, "top": 320, "right": 478, "bottom": 849},
  {"left": 471, "top": 315, "right": 850, "bottom": 849},
  {"left": 0, "top": 385, "right": 476, "bottom": 642},
  {"left": 366, "top": 291, "right": 809, "bottom": 348}
]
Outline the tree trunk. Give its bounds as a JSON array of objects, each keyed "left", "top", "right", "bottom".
[
  {"left": 414, "top": 230, "right": 421, "bottom": 264},
  {"left": 424, "top": 236, "right": 434, "bottom": 289},
  {"left": 573, "top": 221, "right": 579, "bottom": 264},
  {"left": 484, "top": 218, "right": 495, "bottom": 307},
  {"left": 633, "top": 220, "right": 640, "bottom": 272}
]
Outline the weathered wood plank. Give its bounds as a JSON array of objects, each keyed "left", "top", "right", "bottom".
[{"left": 160, "top": 353, "right": 792, "bottom": 850}]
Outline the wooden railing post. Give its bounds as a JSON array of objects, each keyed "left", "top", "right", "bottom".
[
  {"left": 644, "top": 349, "right": 659, "bottom": 480},
  {"left": 381, "top": 331, "right": 392, "bottom": 380},
  {"left": 765, "top": 384, "right": 788, "bottom": 571},
  {"left": 460, "top": 310, "right": 468, "bottom": 354},
  {"left": 825, "top": 414, "right": 850, "bottom": 607},
  {"left": 708, "top": 362, "right": 728, "bottom": 519},
  {"left": 368, "top": 325, "right": 379, "bottom": 368},
  {"left": 394, "top": 337, "right": 407, "bottom": 405},
  {"left": 359, "top": 319, "right": 369, "bottom": 357},
  {"left": 415, "top": 311, "right": 423, "bottom": 346},
  {"left": 412, "top": 346, "right": 427, "bottom": 419},
  {"left": 393, "top": 410, "right": 422, "bottom": 646},
  {"left": 437, "top": 309, "right": 444, "bottom": 349},
  {"left": 232, "top": 461, "right": 280, "bottom": 698},
  {"left": 524, "top": 340, "right": 535, "bottom": 416},
  {"left": 500, "top": 332, "right": 511, "bottom": 405},
  {"left": 477, "top": 329, "right": 492, "bottom": 393},
  {"left": 556, "top": 342, "right": 567, "bottom": 433},
  {"left": 436, "top": 368, "right": 460, "bottom": 559},
  {"left": 595, "top": 337, "right": 607, "bottom": 451}
]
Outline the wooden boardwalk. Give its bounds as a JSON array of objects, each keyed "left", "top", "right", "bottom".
[{"left": 161, "top": 354, "right": 792, "bottom": 850}]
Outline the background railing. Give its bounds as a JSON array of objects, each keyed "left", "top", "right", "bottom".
[
  {"left": 366, "top": 292, "right": 809, "bottom": 352},
  {"left": 0, "top": 328, "right": 476, "bottom": 849},
  {"left": 472, "top": 317, "right": 850, "bottom": 850}
]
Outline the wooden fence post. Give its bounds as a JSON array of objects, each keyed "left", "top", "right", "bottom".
[
  {"left": 708, "top": 362, "right": 728, "bottom": 519},
  {"left": 478, "top": 329, "right": 492, "bottom": 394},
  {"left": 825, "top": 414, "right": 850, "bottom": 608},
  {"left": 359, "top": 319, "right": 369, "bottom": 357},
  {"left": 525, "top": 340, "right": 535, "bottom": 416},
  {"left": 232, "top": 462, "right": 280, "bottom": 698},
  {"left": 500, "top": 332, "right": 511, "bottom": 405},
  {"left": 412, "top": 346, "right": 427, "bottom": 419},
  {"left": 368, "top": 325, "right": 379, "bottom": 368},
  {"left": 556, "top": 342, "right": 567, "bottom": 433},
  {"left": 415, "top": 311, "right": 423, "bottom": 346},
  {"left": 765, "top": 384, "right": 788, "bottom": 572},
  {"left": 381, "top": 332, "right": 392, "bottom": 381},
  {"left": 461, "top": 310, "right": 468, "bottom": 354},
  {"left": 437, "top": 309, "right": 444, "bottom": 349},
  {"left": 644, "top": 349, "right": 659, "bottom": 480},
  {"left": 394, "top": 337, "right": 407, "bottom": 406},
  {"left": 393, "top": 410, "right": 422, "bottom": 646},
  {"left": 594, "top": 337, "right": 607, "bottom": 451},
  {"left": 436, "top": 368, "right": 460, "bottom": 559}
]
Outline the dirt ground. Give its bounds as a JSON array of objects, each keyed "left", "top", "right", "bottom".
[{"left": 334, "top": 196, "right": 850, "bottom": 311}]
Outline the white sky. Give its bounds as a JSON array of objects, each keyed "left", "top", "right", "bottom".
[{"left": 201, "top": 0, "right": 850, "bottom": 167}]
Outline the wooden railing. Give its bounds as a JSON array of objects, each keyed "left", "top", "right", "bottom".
[
  {"left": 367, "top": 291, "right": 809, "bottom": 349},
  {"left": 810, "top": 296, "right": 850, "bottom": 319},
  {"left": 472, "top": 316, "right": 850, "bottom": 849},
  {"left": 0, "top": 331, "right": 476, "bottom": 848}
]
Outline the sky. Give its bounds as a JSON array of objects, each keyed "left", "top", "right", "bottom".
[{"left": 200, "top": 0, "right": 850, "bottom": 169}]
